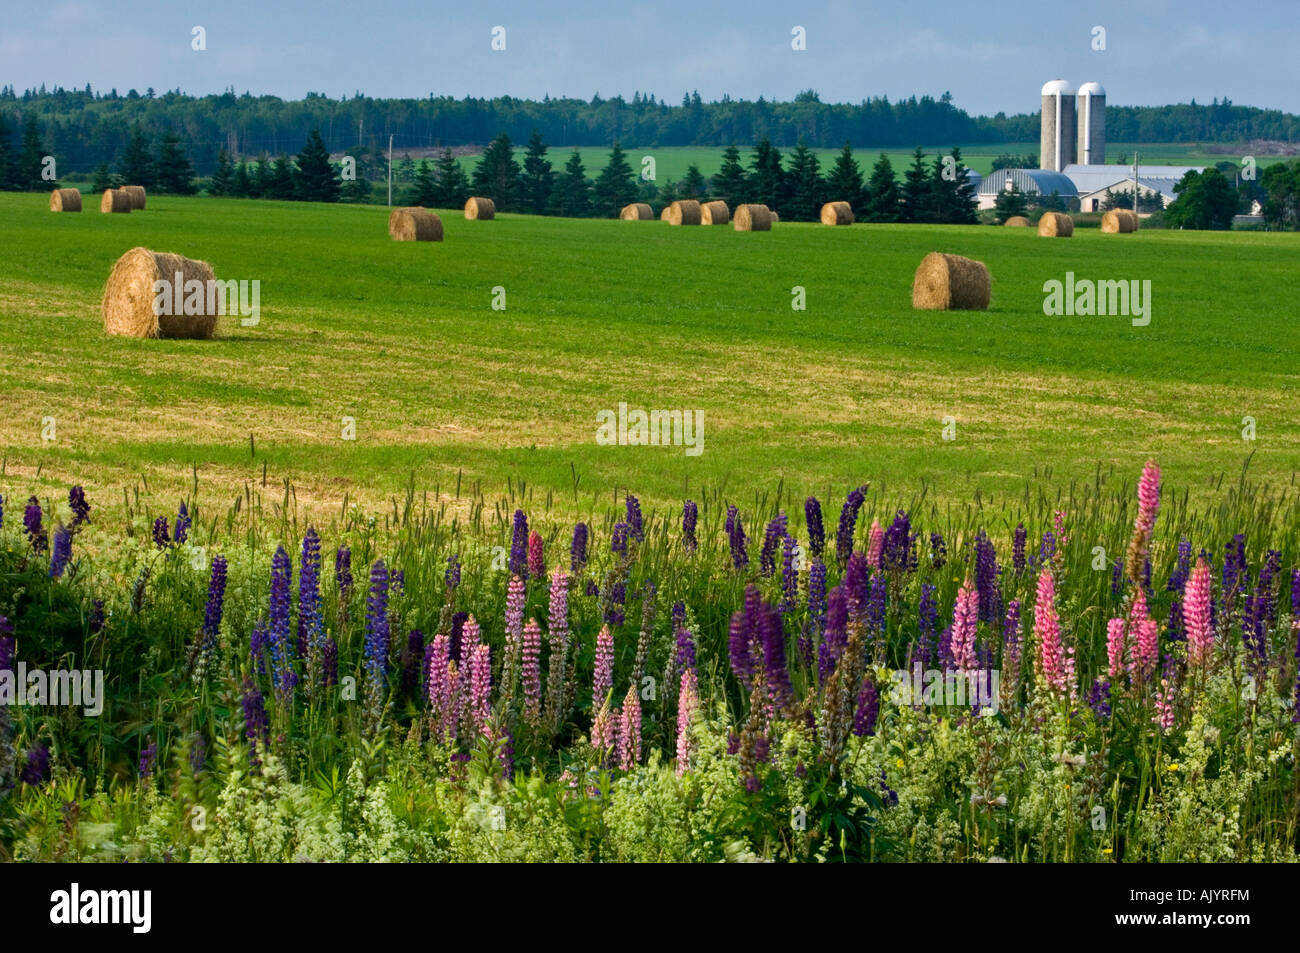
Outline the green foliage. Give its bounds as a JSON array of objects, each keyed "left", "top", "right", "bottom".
[
  {"left": 710, "top": 145, "right": 747, "bottom": 208},
  {"left": 520, "top": 130, "right": 556, "bottom": 215},
  {"left": 550, "top": 150, "right": 591, "bottom": 217},
  {"left": 746, "top": 137, "right": 786, "bottom": 211},
  {"left": 116, "top": 123, "right": 154, "bottom": 189},
  {"left": 294, "top": 129, "right": 340, "bottom": 203},
  {"left": 431, "top": 148, "right": 471, "bottom": 209},
  {"left": 864, "top": 152, "right": 900, "bottom": 222},
  {"left": 824, "top": 143, "right": 866, "bottom": 217},
  {"left": 993, "top": 182, "right": 1029, "bottom": 222},
  {"left": 1165, "top": 169, "right": 1238, "bottom": 229},
  {"left": 784, "top": 139, "right": 824, "bottom": 222},
  {"left": 592, "top": 142, "right": 637, "bottom": 218},
  {"left": 470, "top": 133, "right": 522, "bottom": 212}
]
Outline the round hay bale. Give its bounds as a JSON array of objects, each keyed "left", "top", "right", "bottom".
[
  {"left": 820, "top": 201, "right": 854, "bottom": 225},
  {"left": 666, "top": 199, "right": 702, "bottom": 225},
  {"left": 49, "top": 188, "right": 81, "bottom": 212},
  {"left": 770, "top": 210, "right": 780, "bottom": 222},
  {"left": 619, "top": 203, "right": 653, "bottom": 221},
  {"left": 100, "top": 189, "right": 131, "bottom": 213},
  {"left": 660, "top": 206, "right": 671, "bottom": 221},
  {"left": 1037, "top": 211, "right": 1074, "bottom": 237},
  {"left": 700, "top": 200, "right": 729, "bottom": 225},
  {"left": 121, "top": 185, "right": 146, "bottom": 210},
  {"left": 1003, "top": 215, "right": 1030, "bottom": 227},
  {"left": 911, "top": 252, "right": 991, "bottom": 311},
  {"left": 388, "top": 206, "right": 443, "bottom": 241},
  {"left": 464, "top": 196, "right": 495, "bottom": 220},
  {"left": 102, "top": 247, "right": 219, "bottom": 339},
  {"left": 1101, "top": 209, "right": 1139, "bottom": 233},
  {"left": 733, "top": 204, "right": 772, "bottom": 231}
]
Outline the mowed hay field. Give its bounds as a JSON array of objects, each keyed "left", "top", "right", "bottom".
[{"left": 2, "top": 190, "right": 1299, "bottom": 524}]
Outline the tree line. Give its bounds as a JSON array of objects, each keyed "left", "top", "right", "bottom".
[{"left": 4, "top": 83, "right": 1297, "bottom": 178}]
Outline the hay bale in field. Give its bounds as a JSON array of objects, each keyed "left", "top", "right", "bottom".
[
  {"left": 660, "top": 206, "right": 671, "bottom": 220},
  {"left": 1003, "top": 215, "right": 1030, "bottom": 227},
  {"left": 700, "top": 200, "right": 729, "bottom": 225},
  {"left": 666, "top": 199, "right": 702, "bottom": 225},
  {"left": 770, "top": 210, "right": 780, "bottom": 222},
  {"left": 49, "top": 188, "right": 81, "bottom": 212},
  {"left": 619, "top": 202, "right": 653, "bottom": 220},
  {"left": 732, "top": 204, "right": 772, "bottom": 231},
  {"left": 820, "top": 201, "right": 854, "bottom": 225},
  {"left": 1101, "top": 209, "right": 1139, "bottom": 233},
  {"left": 464, "top": 196, "right": 495, "bottom": 220},
  {"left": 121, "top": 185, "right": 146, "bottom": 210},
  {"left": 388, "top": 206, "right": 443, "bottom": 241},
  {"left": 911, "top": 252, "right": 991, "bottom": 311},
  {"left": 100, "top": 188, "right": 131, "bottom": 213},
  {"left": 1037, "top": 211, "right": 1074, "bottom": 237},
  {"left": 102, "top": 247, "right": 219, "bottom": 339}
]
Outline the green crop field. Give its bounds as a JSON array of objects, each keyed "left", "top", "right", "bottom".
[{"left": 3, "top": 190, "right": 1299, "bottom": 527}]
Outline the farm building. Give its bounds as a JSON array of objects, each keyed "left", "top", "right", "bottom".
[
  {"left": 976, "top": 168, "right": 1077, "bottom": 210},
  {"left": 1063, "top": 164, "right": 1203, "bottom": 211}
]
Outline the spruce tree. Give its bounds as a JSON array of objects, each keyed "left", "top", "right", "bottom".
[
  {"left": 407, "top": 159, "right": 438, "bottom": 206},
  {"left": 209, "top": 148, "right": 235, "bottom": 196},
  {"left": 679, "top": 163, "right": 707, "bottom": 200},
  {"left": 930, "top": 147, "right": 977, "bottom": 224},
  {"left": 431, "top": 148, "right": 470, "bottom": 208},
  {"left": 231, "top": 160, "right": 251, "bottom": 198},
  {"left": 18, "top": 115, "right": 52, "bottom": 190},
  {"left": 785, "top": 139, "right": 824, "bottom": 221},
  {"left": 592, "top": 142, "right": 638, "bottom": 217},
  {"left": 520, "top": 130, "right": 556, "bottom": 215},
  {"left": 864, "top": 153, "right": 900, "bottom": 222},
  {"left": 154, "top": 132, "right": 197, "bottom": 194},
  {"left": 993, "top": 183, "right": 1029, "bottom": 223},
  {"left": 825, "top": 142, "right": 866, "bottom": 216},
  {"left": 118, "top": 124, "right": 155, "bottom": 188},
  {"left": 747, "top": 138, "right": 787, "bottom": 210},
  {"left": 252, "top": 154, "right": 271, "bottom": 198},
  {"left": 91, "top": 163, "right": 115, "bottom": 193},
  {"left": 900, "top": 146, "right": 931, "bottom": 223},
  {"left": 295, "top": 128, "right": 340, "bottom": 202},
  {"left": 0, "top": 113, "right": 17, "bottom": 191},
  {"left": 711, "top": 145, "right": 746, "bottom": 208},
  {"left": 266, "top": 155, "right": 295, "bottom": 199},
  {"left": 470, "top": 133, "right": 522, "bottom": 211},
  {"left": 550, "top": 149, "right": 591, "bottom": 217}
]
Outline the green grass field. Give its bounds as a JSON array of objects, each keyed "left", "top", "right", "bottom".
[{"left": 3, "top": 191, "right": 1299, "bottom": 526}]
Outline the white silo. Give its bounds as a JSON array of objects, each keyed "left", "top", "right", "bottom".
[
  {"left": 1076, "top": 82, "right": 1106, "bottom": 165},
  {"left": 1039, "top": 79, "right": 1076, "bottom": 172}
]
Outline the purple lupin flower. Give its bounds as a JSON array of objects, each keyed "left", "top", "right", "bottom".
[
  {"left": 760, "top": 514, "right": 787, "bottom": 578},
  {"left": 780, "top": 533, "right": 799, "bottom": 616},
  {"left": 1223, "top": 534, "right": 1247, "bottom": 604},
  {"left": 363, "top": 559, "right": 390, "bottom": 685},
  {"left": 571, "top": 522, "right": 590, "bottom": 571},
  {"left": 866, "top": 574, "right": 886, "bottom": 638},
  {"left": 138, "top": 738, "right": 158, "bottom": 779},
  {"left": 0, "top": 492, "right": 5, "bottom": 528},
  {"left": 403, "top": 629, "right": 426, "bottom": 698},
  {"left": 152, "top": 515, "right": 170, "bottom": 549},
  {"left": 445, "top": 553, "right": 461, "bottom": 590},
  {"left": 1292, "top": 570, "right": 1300, "bottom": 723},
  {"left": 729, "top": 585, "right": 762, "bottom": 687},
  {"left": 268, "top": 545, "right": 297, "bottom": 696},
  {"left": 197, "top": 555, "right": 227, "bottom": 672},
  {"left": 852, "top": 680, "right": 879, "bottom": 736},
  {"left": 241, "top": 681, "right": 270, "bottom": 767},
  {"left": 68, "top": 486, "right": 90, "bottom": 529},
  {"left": 297, "top": 529, "right": 322, "bottom": 658},
  {"left": 804, "top": 497, "right": 825, "bottom": 557},
  {"left": 527, "top": 531, "right": 545, "bottom": 580},
  {"left": 509, "top": 509, "right": 529, "bottom": 580},
  {"left": 1088, "top": 679, "right": 1112, "bottom": 720},
  {"left": 974, "top": 530, "right": 1002, "bottom": 625},
  {"left": 24, "top": 497, "right": 47, "bottom": 553},
  {"left": 335, "top": 545, "right": 353, "bottom": 596},
  {"left": 605, "top": 579, "right": 626, "bottom": 627},
  {"left": 250, "top": 621, "right": 269, "bottom": 675},
  {"left": 611, "top": 521, "right": 630, "bottom": 557},
  {"left": 1038, "top": 530, "right": 1057, "bottom": 567},
  {"left": 49, "top": 525, "right": 72, "bottom": 579},
  {"left": 818, "top": 585, "right": 848, "bottom": 682},
  {"left": 913, "top": 583, "right": 939, "bottom": 667},
  {"left": 1111, "top": 557, "right": 1125, "bottom": 598},
  {"left": 21, "top": 744, "right": 50, "bottom": 785},
  {"left": 174, "top": 502, "right": 191, "bottom": 544},
  {"left": 725, "top": 505, "right": 749, "bottom": 570},
  {"left": 843, "top": 551, "right": 870, "bottom": 621},
  {"left": 760, "top": 600, "right": 792, "bottom": 711},
  {"left": 625, "top": 495, "right": 644, "bottom": 542},
  {"left": 0, "top": 617, "right": 15, "bottom": 673},
  {"left": 880, "top": 510, "right": 916, "bottom": 574},
  {"left": 1012, "top": 523, "right": 1027, "bottom": 574},
  {"left": 1259, "top": 549, "right": 1282, "bottom": 627},
  {"left": 675, "top": 625, "right": 696, "bottom": 672},
  {"left": 681, "top": 501, "right": 698, "bottom": 553},
  {"left": 321, "top": 637, "right": 338, "bottom": 687},
  {"left": 189, "top": 733, "right": 206, "bottom": 777},
  {"left": 929, "top": 531, "right": 947, "bottom": 569},
  {"left": 835, "top": 485, "right": 867, "bottom": 565}
]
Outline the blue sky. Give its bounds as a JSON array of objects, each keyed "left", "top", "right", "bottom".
[{"left": 1, "top": 0, "right": 1295, "bottom": 115}]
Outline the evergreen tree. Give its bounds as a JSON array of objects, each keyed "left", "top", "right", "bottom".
[
  {"left": 656, "top": 178, "right": 680, "bottom": 210},
  {"left": 18, "top": 115, "right": 52, "bottom": 190},
  {"left": 252, "top": 154, "right": 271, "bottom": 198},
  {"left": 929, "top": 147, "right": 977, "bottom": 224},
  {"left": 209, "top": 148, "right": 235, "bottom": 196},
  {"left": 747, "top": 138, "right": 787, "bottom": 210},
  {"left": 397, "top": 154, "right": 415, "bottom": 183},
  {"left": 294, "top": 128, "right": 340, "bottom": 202},
  {"left": 340, "top": 156, "right": 370, "bottom": 203},
  {"left": 470, "top": 133, "right": 522, "bottom": 211},
  {"left": 825, "top": 142, "right": 866, "bottom": 216},
  {"left": 0, "top": 113, "right": 17, "bottom": 190},
  {"left": 231, "top": 160, "right": 251, "bottom": 198},
  {"left": 679, "top": 163, "right": 707, "bottom": 200},
  {"left": 592, "top": 141, "right": 638, "bottom": 217},
  {"left": 118, "top": 124, "right": 155, "bottom": 188},
  {"left": 90, "top": 162, "right": 116, "bottom": 193},
  {"left": 154, "top": 131, "right": 197, "bottom": 194},
  {"left": 550, "top": 149, "right": 591, "bottom": 217},
  {"left": 266, "top": 155, "right": 295, "bottom": 199},
  {"left": 899, "top": 146, "right": 931, "bottom": 223},
  {"left": 864, "top": 153, "right": 901, "bottom": 222},
  {"left": 520, "top": 130, "right": 556, "bottom": 215},
  {"left": 431, "top": 148, "right": 470, "bottom": 208},
  {"left": 993, "top": 182, "right": 1029, "bottom": 223},
  {"left": 407, "top": 159, "right": 438, "bottom": 206},
  {"left": 711, "top": 145, "right": 746, "bottom": 207},
  {"left": 785, "top": 138, "right": 824, "bottom": 221}
]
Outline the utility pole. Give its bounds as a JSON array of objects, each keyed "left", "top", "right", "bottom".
[
  {"left": 387, "top": 134, "right": 394, "bottom": 206},
  {"left": 1133, "top": 151, "right": 1139, "bottom": 213}
]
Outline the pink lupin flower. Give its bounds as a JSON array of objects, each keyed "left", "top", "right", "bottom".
[
  {"left": 1184, "top": 557, "right": 1214, "bottom": 669},
  {"left": 619, "top": 684, "right": 641, "bottom": 770},
  {"left": 593, "top": 624, "right": 614, "bottom": 707},
  {"left": 591, "top": 701, "right": 618, "bottom": 767},
  {"left": 1034, "top": 568, "right": 1067, "bottom": 696},
  {"left": 527, "top": 531, "right": 545, "bottom": 581},
  {"left": 676, "top": 669, "right": 699, "bottom": 776},
  {"left": 522, "top": 619, "right": 542, "bottom": 722},
  {"left": 545, "top": 569, "right": 570, "bottom": 725},
  {"left": 426, "top": 634, "right": 452, "bottom": 742},
  {"left": 460, "top": 614, "right": 481, "bottom": 657},
  {"left": 951, "top": 579, "right": 979, "bottom": 671},
  {"left": 1153, "top": 678, "right": 1176, "bottom": 733},
  {"left": 505, "top": 574, "right": 525, "bottom": 645},
  {"left": 866, "top": 520, "right": 884, "bottom": 568},
  {"left": 1106, "top": 618, "right": 1127, "bottom": 678},
  {"left": 1133, "top": 620, "right": 1159, "bottom": 684},
  {"left": 1135, "top": 461, "right": 1161, "bottom": 536},
  {"left": 442, "top": 659, "right": 462, "bottom": 747},
  {"left": 469, "top": 642, "right": 492, "bottom": 734},
  {"left": 1053, "top": 510, "right": 1068, "bottom": 547}
]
